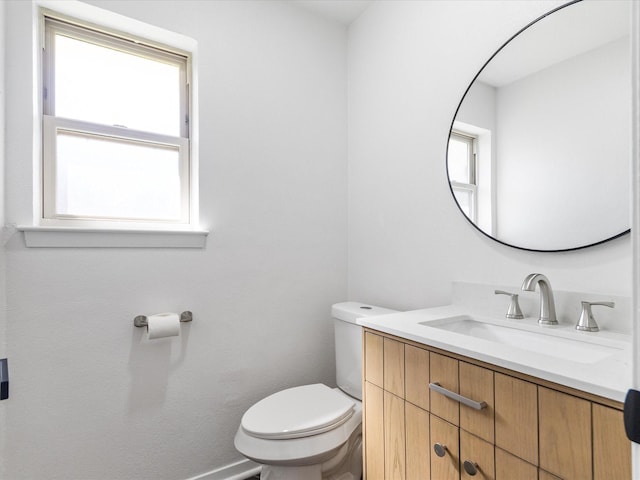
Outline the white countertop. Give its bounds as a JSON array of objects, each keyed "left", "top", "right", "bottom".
[{"left": 358, "top": 305, "right": 632, "bottom": 403}]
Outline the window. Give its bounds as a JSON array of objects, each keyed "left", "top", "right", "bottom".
[
  {"left": 448, "top": 131, "right": 477, "bottom": 222},
  {"left": 42, "top": 16, "right": 191, "bottom": 228}
]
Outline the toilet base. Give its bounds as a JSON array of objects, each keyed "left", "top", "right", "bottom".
[
  {"left": 260, "top": 466, "right": 358, "bottom": 480},
  {"left": 260, "top": 464, "right": 322, "bottom": 480},
  {"left": 258, "top": 428, "right": 362, "bottom": 480}
]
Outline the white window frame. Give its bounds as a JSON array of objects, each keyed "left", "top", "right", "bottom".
[
  {"left": 449, "top": 131, "right": 478, "bottom": 223},
  {"left": 41, "top": 14, "right": 193, "bottom": 229}
]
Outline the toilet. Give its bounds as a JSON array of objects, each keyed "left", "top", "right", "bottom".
[{"left": 234, "top": 302, "right": 397, "bottom": 480}]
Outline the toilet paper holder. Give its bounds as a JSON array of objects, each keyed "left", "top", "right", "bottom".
[{"left": 134, "top": 311, "right": 193, "bottom": 327}]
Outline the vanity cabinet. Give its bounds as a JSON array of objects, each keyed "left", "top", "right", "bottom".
[{"left": 362, "top": 329, "right": 631, "bottom": 480}]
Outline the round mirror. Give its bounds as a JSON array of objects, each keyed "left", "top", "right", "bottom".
[{"left": 447, "top": 0, "right": 630, "bottom": 252}]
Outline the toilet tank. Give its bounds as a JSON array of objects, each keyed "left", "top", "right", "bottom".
[{"left": 332, "top": 302, "right": 398, "bottom": 400}]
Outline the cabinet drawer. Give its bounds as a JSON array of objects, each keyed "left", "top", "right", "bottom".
[
  {"left": 460, "top": 430, "right": 495, "bottom": 480},
  {"left": 405, "top": 344, "right": 429, "bottom": 410},
  {"left": 384, "top": 337, "right": 405, "bottom": 398},
  {"left": 430, "top": 353, "right": 459, "bottom": 425},
  {"left": 459, "top": 362, "right": 494, "bottom": 443},
  {"left": 539, "top": 387, "right": 592, "bottom": 480},
  {"left": 430, "top": 414, "right": 459, "bottom": 480},
  {"left": 364, "top": 332, "right": 383, "bottom": 387},
  {"left": 494, "top": 373, "right": 538, "bottom": 465},
  {"left": 495, "top": 448, "right": 537, "bottom": 480}
]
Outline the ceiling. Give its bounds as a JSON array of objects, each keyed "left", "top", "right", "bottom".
[
  {"left": 288, "top": 0, "right": 372, "bottom": 25},
  {"left": 479, "top": 1, "right": 630, "bottom": 87}
]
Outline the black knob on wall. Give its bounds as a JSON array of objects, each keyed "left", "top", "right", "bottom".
[
  {"left": 0, "top": 358, "right": 8, "bottom": 400},
  {"left": 624, "top": 388, "right": 640, "bottom": 443}
]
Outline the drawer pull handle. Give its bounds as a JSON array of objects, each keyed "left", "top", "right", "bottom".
[
  {"left": 429, "top": 382, "right": 487, "bottom": 410},
  {"left": 433, "top": 443, "right": 447, "bottom": 457},
  {"left": 463, "top": 460, "right": 479, "bottom": 476}
]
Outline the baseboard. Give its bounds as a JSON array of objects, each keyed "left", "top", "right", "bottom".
[{"left": 185, "top": 459, "right": 261, "bottom": 480}]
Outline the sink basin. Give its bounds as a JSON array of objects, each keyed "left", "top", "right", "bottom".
[{"left": 421, "top": 315, "right": 624, "bottom": 364}]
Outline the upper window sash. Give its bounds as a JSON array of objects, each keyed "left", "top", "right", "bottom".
[
  {"left": 449, "top": 131, "right": 477, "bottom": 186},
  {"left": 43, "top": 15, "right": 190, "bottom": 139}
]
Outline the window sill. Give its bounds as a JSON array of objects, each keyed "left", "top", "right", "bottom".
[{"left": 17, "top": 226, "right": 209, "bottom": 248}]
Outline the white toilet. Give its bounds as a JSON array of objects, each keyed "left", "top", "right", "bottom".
[{"left": 234, "top": 302, "right": 397, "bottom": 480}]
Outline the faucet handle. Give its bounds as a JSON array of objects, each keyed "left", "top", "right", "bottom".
[
  {"left": 576, "top": 301, "right": 615, "bottom": 332},
  {"left": 494, "top": 290, "right": 524, "bottom": 319}
]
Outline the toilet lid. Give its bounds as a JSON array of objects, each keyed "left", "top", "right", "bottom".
[{"left": 241, "top": 384, "right": 355, "bottom": 440}]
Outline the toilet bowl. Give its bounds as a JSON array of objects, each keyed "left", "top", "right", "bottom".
[
  {"left": 234, "top": 384, "right": 362, "bottom": 479},
  {"left": 234, "top": 302, "right": 397, "bottom": 480}
]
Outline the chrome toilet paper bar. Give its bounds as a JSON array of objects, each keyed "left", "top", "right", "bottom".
[{"left": 134, "top": 311, "right": 193, "bottom": 327}]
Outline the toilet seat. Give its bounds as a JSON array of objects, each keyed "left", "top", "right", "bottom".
[{"left": 241, "top": 384, "right": 355, "bottom": 440}]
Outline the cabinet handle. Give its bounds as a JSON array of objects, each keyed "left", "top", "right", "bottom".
[
  {"left": 429, "top": 382, "right": 487, "bottom": 410},
  {"left": 463, "top": 460, "right": 479, "bottom": 476},
  {"left": 433, "top": 442, "right": 447, "bottom": 457}
]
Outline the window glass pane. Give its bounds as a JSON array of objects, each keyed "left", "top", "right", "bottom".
[
  {"left": 453, "top": 189, "right": 472, "bottom": 218},
  {"left": 56, "top": 131, "right": 182, "bottom": 221},
  {"left": 448, "top": 136, "right": 471, "bottom": 183},
  {"left": 55, "top": 34, "right": 181, "bottom": 136}
]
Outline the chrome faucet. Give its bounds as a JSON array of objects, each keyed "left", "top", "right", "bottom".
[{"left": 521, "top": 273, "right": 559, "bottom": 325}]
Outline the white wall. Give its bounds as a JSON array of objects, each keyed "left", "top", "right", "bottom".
[
  {"left": 0, "top": 0, "right": 7, "bottom": 477},
  {"left": 631, "top": 2, "right": 640, "bottom": 477},
  {"left": 3, "top": 1, "right": 347, "bottom": 479},
  {"left": 347, "top": 0, "right": 632, "bottom": 311}
]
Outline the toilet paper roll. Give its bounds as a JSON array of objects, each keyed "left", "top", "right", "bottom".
[{"left": 146, "top": 313, "right": 180, "bottom": 340}]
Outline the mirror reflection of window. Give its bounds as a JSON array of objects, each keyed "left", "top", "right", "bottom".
[{"left": 448, "top": 132, "right": 477, "bottom": 222}]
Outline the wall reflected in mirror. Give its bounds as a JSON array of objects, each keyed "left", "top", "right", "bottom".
[{"left": 448, "top": 0, "right": 630, "bottom": 251}]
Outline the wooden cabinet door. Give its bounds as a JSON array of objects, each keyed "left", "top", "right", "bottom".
[
  {"left": 494, "top": 373, "right": 538, "bottom": 466},
  {"left": 459, "top": 362, "right": 494, "bottom": 443},
  {"left": 364, "top": 382, "right": 384, "bottom": 480},
  {"left": 495, "top": 448, "right": 537, "bottom": 480},
  {"left": 384, "top": 337, "right": 405, "bottom": 398},
  {"left": 405, "top": 344, "right": 429, "bottom": 411},
  {"left": 365, "top": 332, "right": 383, "bottom": 388},
  {"left": 405, "top": 403, "right": 430, "bottom": 480},
  {"left": 430, "top": 353, "right": 459, "bottom": 425},
  {"left": 384, "top": 392, "right": 405, "bottom": 479},
  {"left": 430, "top": 414, "right": 459, "bottom": 480},
  {"left": 539, "top": 387, "right": 592, "bottom": 480},
  {"left": 460, "top": 430, "right": 495, "bottom": 480},
  {"left": 593, "top": 404, "right": 631, "bottom": 480},
  {"left": 539, "top": 470, "right": 562, "bottom": 480}
]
